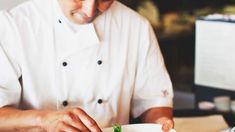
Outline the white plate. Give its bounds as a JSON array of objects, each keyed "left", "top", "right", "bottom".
[{"left": 102, "top": 123, "right": 176, "bottom": 132}]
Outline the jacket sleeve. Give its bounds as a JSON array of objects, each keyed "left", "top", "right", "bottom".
[
  {"left": 0, "top": 11, "right": 22, "bottom": 108},
  {"left": 132, "top": 21, "right": 174, "bottom": 118}
]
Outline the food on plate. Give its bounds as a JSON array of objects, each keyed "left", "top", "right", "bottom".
[{"left": 112, "top": 124, "right": 122, "bottom": 132}]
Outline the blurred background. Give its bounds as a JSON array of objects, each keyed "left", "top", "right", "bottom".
[
  {"left": 118, "top": 0, "right": 235, "bottom": 106},
  {"left": 119, "top": 0, "right": 235, "bottom": 92},
  {"left": 118, "top": 0, "right": 235, "bottom": 129}
]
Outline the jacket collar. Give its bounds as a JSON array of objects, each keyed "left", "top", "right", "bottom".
[{"left": 53, "top": 0, "right": 100, "bottom": 45}]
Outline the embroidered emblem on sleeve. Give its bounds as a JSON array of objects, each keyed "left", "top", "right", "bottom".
[{"left": 162, "top": 89, "right": 169, "bottom": 97}]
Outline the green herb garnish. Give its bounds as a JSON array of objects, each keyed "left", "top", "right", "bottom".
[{"left": 112, "top": 124, "right": 122, "bottom": 132}]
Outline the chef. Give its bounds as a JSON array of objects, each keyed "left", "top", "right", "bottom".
[{"left": 0, "top": 0, "right": 174, "bottom": 131}]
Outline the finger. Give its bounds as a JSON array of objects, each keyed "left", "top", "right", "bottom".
[
  {"left": 64, "top": 112, "right": 90, "bottom": 132},
  {"left": 73, "top": 108, "right": 102, "bottom": 132},
  {"left": 57, "top": 121, "right": 81, "bottom": 132},
  {"left": 162, "top": 120, "right": 174, "bottom": 131}
]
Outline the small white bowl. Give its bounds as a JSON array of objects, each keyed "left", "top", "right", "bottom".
[
  {"left": 214, "top": 96, "right": 231, "bottom": 112},
  {"left": 198, "top": 101, "right": 215, "bottom": 110}
]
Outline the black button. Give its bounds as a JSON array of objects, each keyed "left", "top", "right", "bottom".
[
  {"left": 62, "top": 62, "right": 67, "bottom": 67},
  {"left": 62, "top": 101, "right": 68, "bottom": 107},
  {"left": 58, "top": 19, "right": 62, "bottom": 23},
  {"left": 97, "top": 99, "right": 103, "bottom": 104},
  {"left": 97, "top": 60, "right": 102, "bottom": 65}
]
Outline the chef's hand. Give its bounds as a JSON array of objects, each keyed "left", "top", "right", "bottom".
[
  {"left": 39, "top": 108, "right": 102, "bottom": 132},
  {"left": 156, "top": 117, "right": 174, "bottom": 132}
]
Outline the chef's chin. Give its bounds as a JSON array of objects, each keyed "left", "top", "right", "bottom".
[{"left": 70, "top": 13, "right": 94, "bottom": 24}]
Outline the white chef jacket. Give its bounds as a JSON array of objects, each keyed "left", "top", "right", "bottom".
[{"left": 0, "top": 0, "right": 173, "bottom": 128}]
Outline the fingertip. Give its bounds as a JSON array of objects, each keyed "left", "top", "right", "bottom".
[
  {"left": 162, "top": 126, "right": 168, "bottom": 131},
  {"left": 162, "top": 123, "right": 172, "bottom": 132}
]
